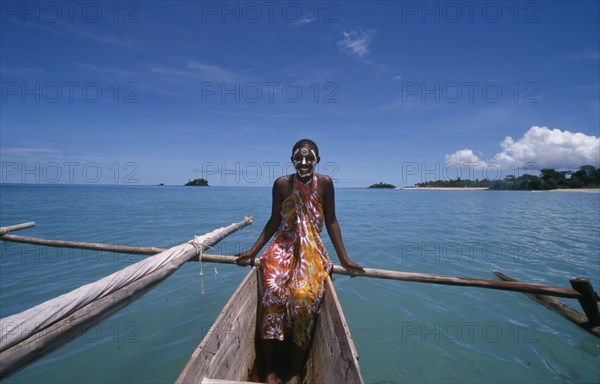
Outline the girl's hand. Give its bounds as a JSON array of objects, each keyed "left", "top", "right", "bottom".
[
  {"left": 341, "top": 260, "right": 364, "bottom": 272},
  {"left": 235, "top": 251, "right": 256, "bottom": 266}
]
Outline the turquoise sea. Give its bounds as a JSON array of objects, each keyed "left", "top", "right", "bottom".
[{"left": 1, "top": 184, "right": 599, "bottom": 384}]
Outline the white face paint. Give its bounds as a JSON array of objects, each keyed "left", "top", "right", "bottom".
[{"left": 292, "top": 146, "right": 318, "bottom": 178}]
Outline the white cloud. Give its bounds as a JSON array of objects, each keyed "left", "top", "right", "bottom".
[
  {"left": 151, "top": 61, "right": 237, "bottom": 82},
  {"left": 446, "top": 126, "right": 600, "bottom": 170},
  {"left": 291, "top": 15, "right": 317, "bottom": 26},
  {"left": 75, "top": 63, "right": 137, "bottom": 77},
  {"left": 186, "top": 62, "right": 236, "bottom": 82},
  {"left": 0, "top": 147, "right": 63, "bottom": 159},
  {"left": 445, "top": 149, "right": 483, "bottom": 165},
  {"left": 338, "top": 28, "right": 374, "bottom": 58}
]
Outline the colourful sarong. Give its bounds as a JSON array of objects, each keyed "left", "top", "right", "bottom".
[{"left": 259, "top": 174, "right": 332, "bottom": 349}]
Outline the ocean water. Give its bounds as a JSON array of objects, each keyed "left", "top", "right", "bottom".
[{"left": 0, "top": 184, "right": 598, "bottom": 384}]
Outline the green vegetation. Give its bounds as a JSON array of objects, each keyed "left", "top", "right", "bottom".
[
  {"left": 185, "top": 178, "right": 209, "bottom": 186},
  {"left": 414, "top": 165, "right": 600, "bottom": 190},
  {"left": 369, "top": 182, "right": 397, "bottom": 189}
]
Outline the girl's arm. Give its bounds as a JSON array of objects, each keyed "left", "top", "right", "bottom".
[
  {"left": 322, "top": 176, "right": 364, "bottom": 271},
  {"left": 235, "top": 178, "right": 284, "bottom": 263}
]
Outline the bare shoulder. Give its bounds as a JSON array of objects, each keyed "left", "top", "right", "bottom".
[
  {"left": 317, "top": 173, "right": 334, "bottom": 199},
  {"left": 274, "top": 175, "right": 292, "bottom": 186},
  {"left": 274, "top": 175, "right": 294, "bottom": 195},
  {"left": 317, "top": 174, "right": 334, "bottom": 187}
]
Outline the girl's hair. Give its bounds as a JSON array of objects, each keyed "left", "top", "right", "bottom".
[{"left": 292, "top": 139, "right": 319, "bottom": 158}]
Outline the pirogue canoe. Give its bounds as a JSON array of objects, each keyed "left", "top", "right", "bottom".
[{"left": 176, "top": 267, "right": 364, "bottom": 384}]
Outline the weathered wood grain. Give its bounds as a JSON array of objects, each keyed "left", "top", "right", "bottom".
[{"left": 177, "top": 269, "right": 258, "bottom": 383}]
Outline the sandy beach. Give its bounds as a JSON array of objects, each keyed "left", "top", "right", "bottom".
[
  {"left": 401, "top": 187, "right": 599, "bottom": 193},
  {"left": 400, "top": 187, "right": 490, "bottom": 191},
  {"left": 548, "top": 188, "right": 600, "bottom": 193}
]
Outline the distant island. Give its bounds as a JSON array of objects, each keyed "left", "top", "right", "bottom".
[
  {"left": 185, "top": 178, "right": 209, "bottom": 186},
  {"left": 369, "top": 182, "right": 397, "bottom": 189},
  {"left": 411, "top": 165, "right": 600, "bottom": 191}
]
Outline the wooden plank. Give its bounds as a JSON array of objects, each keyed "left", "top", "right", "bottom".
[
  {"left": 177, "top": 269, "right": 258, "bottom": 384},
  {"left": 570, "top": 278, "right": 600, "bottom": 327},
  {"left": 202, "top": 379, "right": 259, "bottom": 384},
  {"left": 305, "top": 277, "right": 364, "bottom": 384},
  {"left": 494, "top": 271, "right": 599, "bottom": 338},
  {"left": 493, "top": 271, "right": 588, "bottom": 323},
  {"left": 178, "top": 269, "right": 364, "bottom": 384}
]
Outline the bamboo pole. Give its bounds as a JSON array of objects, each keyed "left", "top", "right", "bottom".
[
  {"left": 191, "top": 255, "right": 583, "bottom": 299},
  {"left": 0, "top": 222, "right": 35, "bottom": 236},
  {"left": 0, "top": 233, "right": 165, "bottom": 256},
  {"left": 0, "top": 230, "right": 586, "bottom": 300},
  {"left": 329, "top": 265, "right": 583, "bottom": 299},
  {"left": 494, "top": 271, "right": 599, "bottom": 338},
  {"left": 0, "top": 217, "right": 252, "bottom": 380}
]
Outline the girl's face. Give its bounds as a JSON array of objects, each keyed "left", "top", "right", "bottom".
[{"left": 292, "top": 146, "right": 318, "bottom": 178}]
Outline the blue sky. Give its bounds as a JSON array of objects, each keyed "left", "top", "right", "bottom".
[{"left": 1, "top": 1, "right": 599, "bottom": 187}]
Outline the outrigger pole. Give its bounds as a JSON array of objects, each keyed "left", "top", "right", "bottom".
[
  {"left": 0, "top": 218, "right": 253, "bottom": 380},
  {"left": 2, "top": 222, "right": 599, "bottom": 331},
  {"left": 2, "top": 229, "right": 594, "bottom": 300},
  {"left": 0, "top": 219, "right": 598, "bottom": 374}
]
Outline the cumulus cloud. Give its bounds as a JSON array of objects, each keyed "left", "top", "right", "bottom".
[
  {"left": 338, "top": 28, "right": 374, "bottom": 58},
  {"left": 445, "top": 149, "right": 484, "bottom": 165},
  {"left": 446, "top": 126, "right": 600, "bottom": 170}
]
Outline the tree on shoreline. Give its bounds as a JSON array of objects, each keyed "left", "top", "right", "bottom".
[
  {"left": 368, "top": 182, "right": 397, "bottom": 189},
  {"left": 414, "top": 165, "right": 600, "bottom": 190},
  {"left": 185, "top": 178, "right": 209, "bottom": 186}
]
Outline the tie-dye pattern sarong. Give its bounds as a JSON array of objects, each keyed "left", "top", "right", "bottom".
[{"left": 259, "top": 174, "right": 332, "bottom": 349}]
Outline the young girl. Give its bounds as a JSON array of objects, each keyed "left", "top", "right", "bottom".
[{"left": 236, "top": 139, "right": 363, "bottom": 384}]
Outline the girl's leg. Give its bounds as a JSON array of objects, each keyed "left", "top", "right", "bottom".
[
  {"left": 286, "top": 343, "right": 306, "bottom": 384},
  {"left": 263, "top": 340, "right": 279, "bottom": 384}
]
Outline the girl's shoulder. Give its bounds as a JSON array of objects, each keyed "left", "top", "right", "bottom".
[
  {"left": 273, "top": 175, "right": 294, "bottom": 194},
  {"left": 274, "top": 174, "right": 294, "bottom": 185},
  {"left": 316, "top": 173, "right": 333, "bottom": 185}
]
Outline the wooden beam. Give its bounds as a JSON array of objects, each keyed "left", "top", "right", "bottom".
[
  {"left": 0, "top": 222, "right": 35, "bottom": 236},
  {"left": 329, "top": 265, "right": 582, "bottom": 299},
  {"left": 494, "top": 271, "right": 599, "bottom": 338},
  {"left": 0, "top": 233, "right": 165, "bottom": 256},
  {"left": 0, "top": 217, "right": 253, "bottom": 380},
  {"left": 0, "top": 230, "right": 585, "bottom": 300},
  {"left": 570, "top": 278, "right": 600, "bottom": 327},
  {"left": 196, "top": 255, "right": 583, "bottom": 300}
]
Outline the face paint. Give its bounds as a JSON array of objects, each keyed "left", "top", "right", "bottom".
[{"left": 292, "top": 146, "right": 318, "bottom": 178}]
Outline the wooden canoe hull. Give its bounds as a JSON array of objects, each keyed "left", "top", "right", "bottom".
[{"left": 176, "top": 268, "right": 363, "bottom": 383}]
